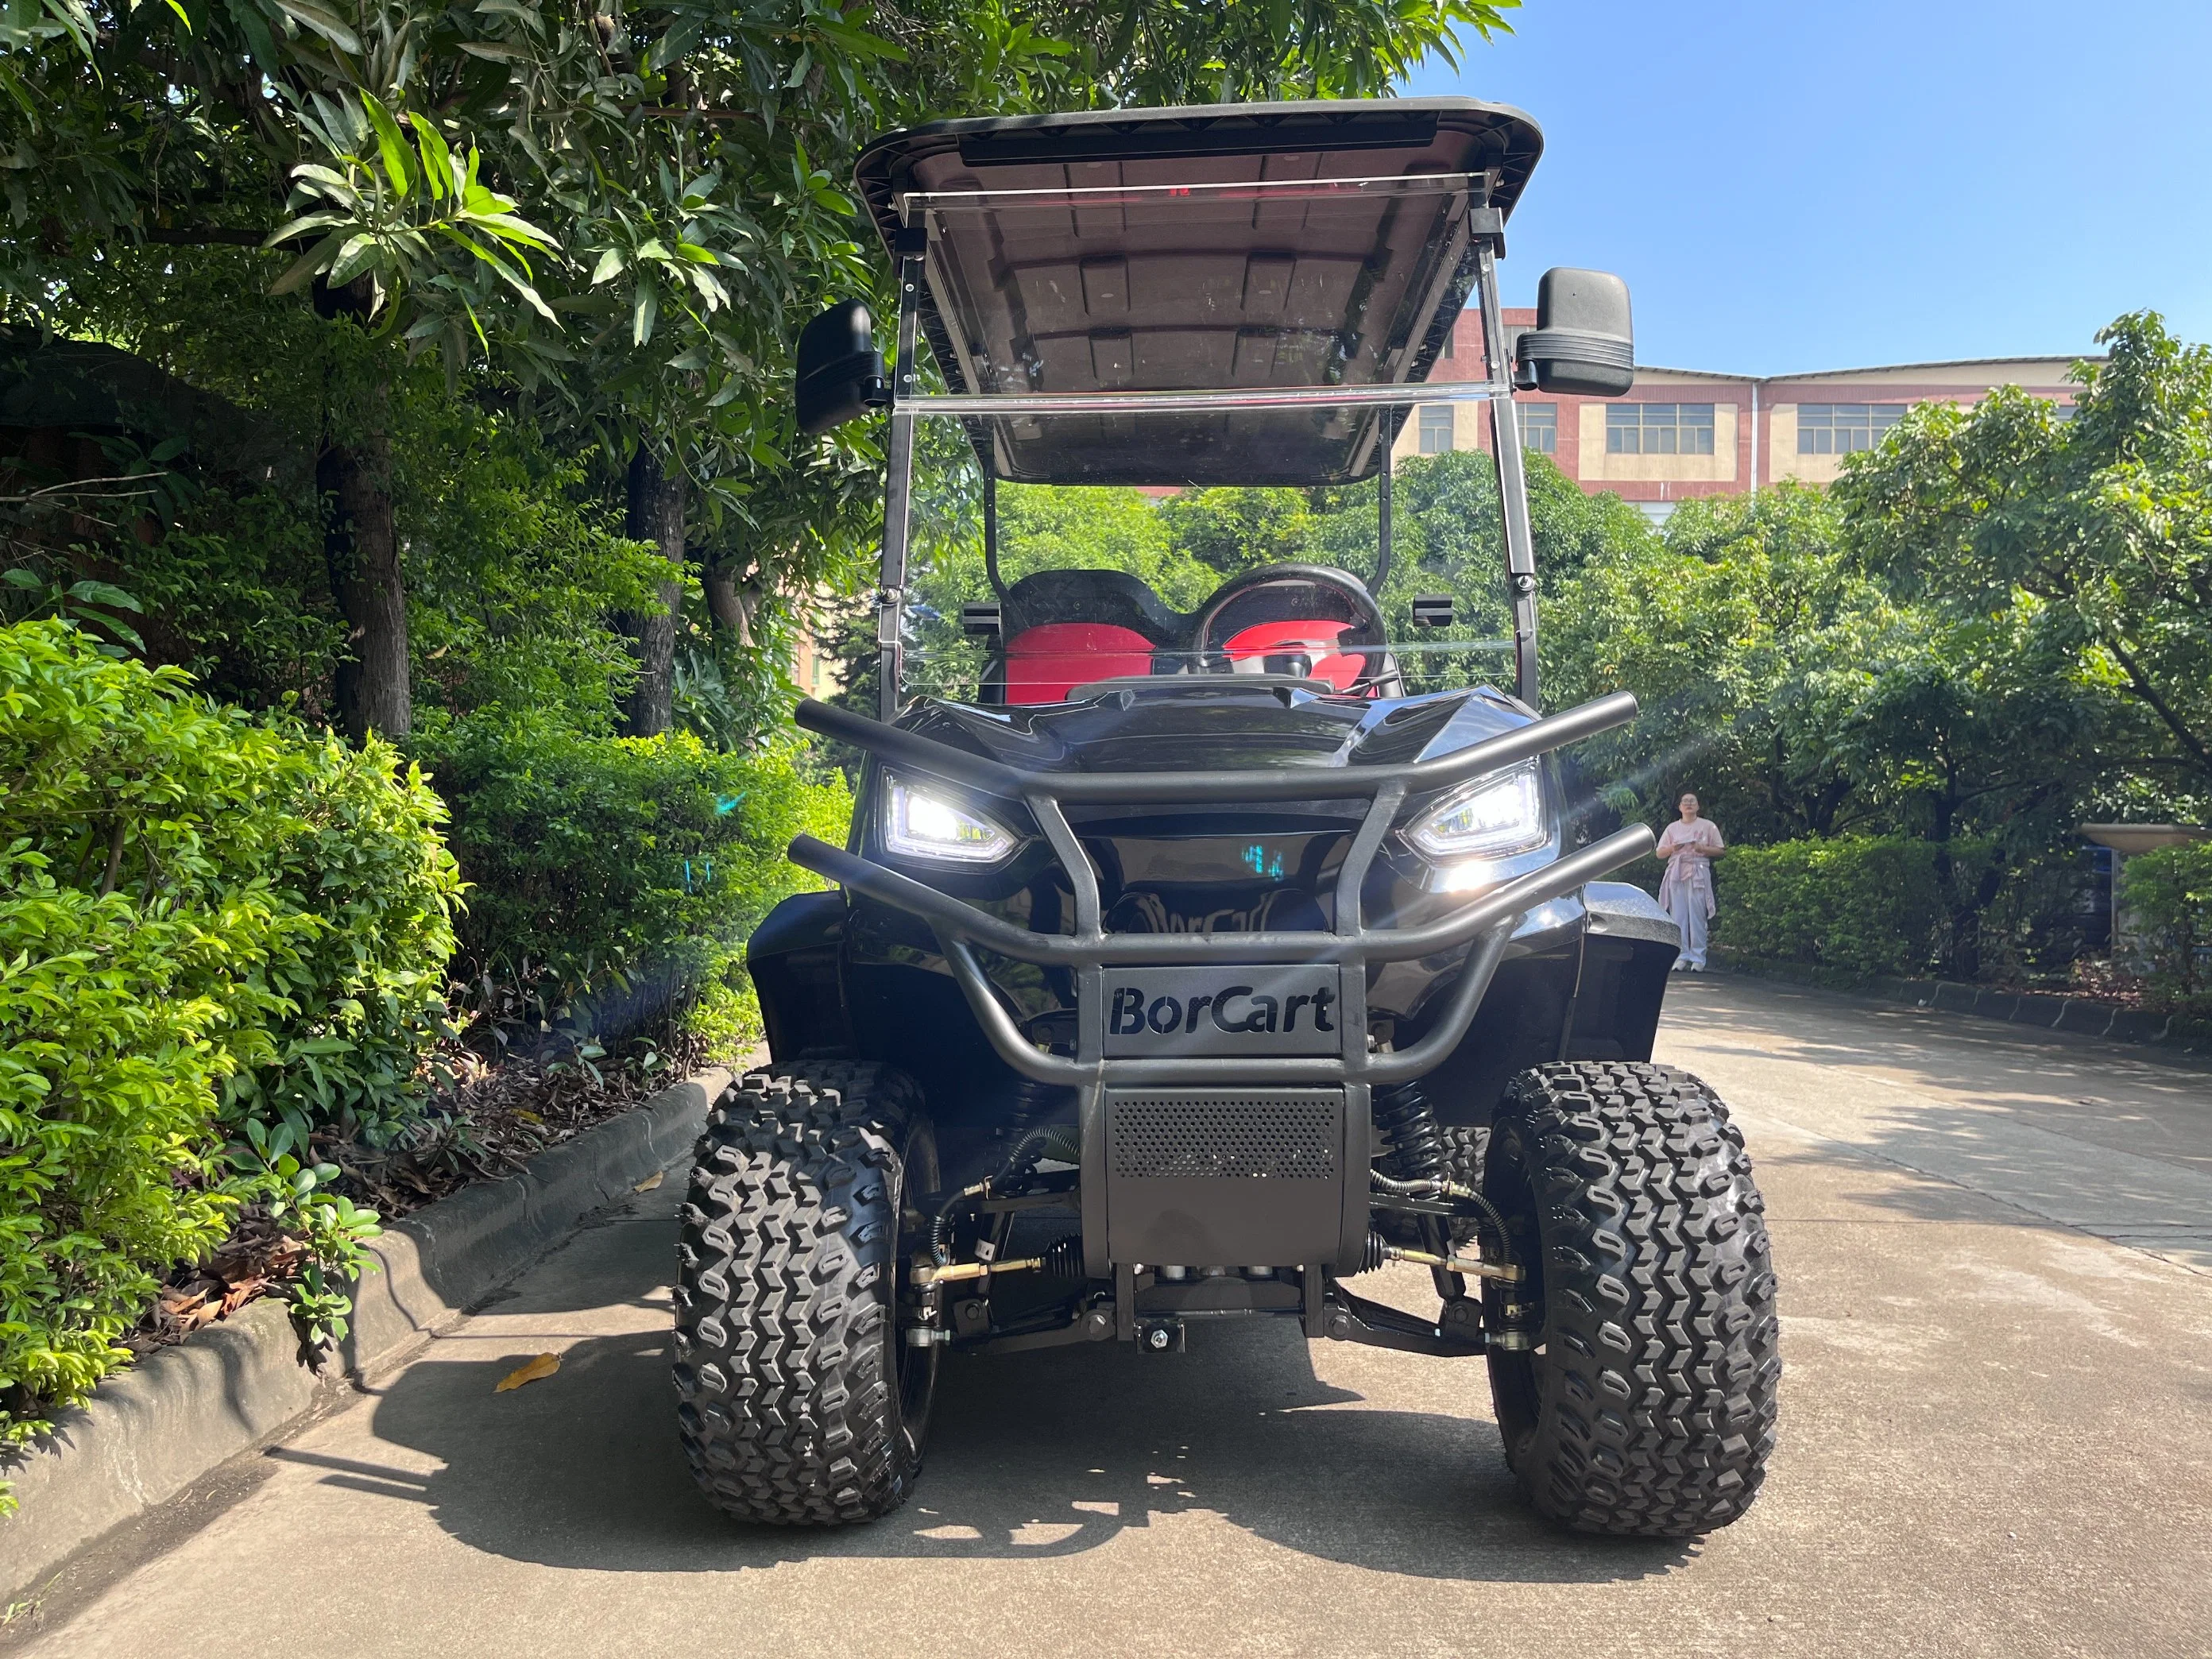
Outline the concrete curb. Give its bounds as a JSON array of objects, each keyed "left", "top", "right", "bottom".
[
  {"left": 1, "top": 1064, "right": 733, "bottom": 1604},
  {"left": 1710, "top": 955, "right": 2210, "bottom": 1055}
]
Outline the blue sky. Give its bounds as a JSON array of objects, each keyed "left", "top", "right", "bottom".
[{"left": 1406, "top": 0, "right": 2212, "bottom": 375}]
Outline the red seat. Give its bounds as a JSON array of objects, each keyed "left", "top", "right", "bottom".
[
  {"left": 1222, "top": 619, "right": 1365, "bottom": 692},
  {"left": 1004, "top": 622, "right": 1157, "bottom": 704}
]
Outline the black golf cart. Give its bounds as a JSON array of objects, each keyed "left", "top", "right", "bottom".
[{"left": 673, "top": 98, "right": 1781, "bottom": 1539}]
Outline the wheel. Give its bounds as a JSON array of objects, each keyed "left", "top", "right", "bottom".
[
  {"left": 1441, "top": 1123, "right": 1489, "bottom": 1191},
  {"left": 1483, "top": 1062, "right": 1780, "bottom": 1536},
  {"left": 672, "top": 1062, "right": 939, "bottom": 1525}
]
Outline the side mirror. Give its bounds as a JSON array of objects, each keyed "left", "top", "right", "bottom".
[
  {"left": 795, "top": 299, "right": 888, "bottom": 435},
  {"left": 1516, "top": 269, "right": 1634, "bottom": 397}
]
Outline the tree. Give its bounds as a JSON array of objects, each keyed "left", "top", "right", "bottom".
[
  {"left": 1801, "top": 605, "right": 2117, "bottom": 977},
  {"left": 1837, "top": 311, "right": 2212, "bottom": 809},
  {"left": 1541, "top": 484, "right": 1892, "bottom": 841},
  {"left": 2, "top": 0, "right": 1521, "bottom": 742}
]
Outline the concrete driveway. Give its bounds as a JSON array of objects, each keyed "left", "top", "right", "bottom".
[{"left": 14, "top": 977, "right": 2212, "bottom": 1658}]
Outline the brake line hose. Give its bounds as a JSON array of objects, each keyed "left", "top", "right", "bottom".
[{"left": 929, "top": 1123, "right": 1082, "bottom": 1264}]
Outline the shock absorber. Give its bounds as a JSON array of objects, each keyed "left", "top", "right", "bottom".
[
  {"left": 1372, "top": 1080, "right": 1445, "bottom": 1249},
  {"left": 1374, "top": 1080, "right": 1447, "bottom": 1184},
  {"left": 1005, "top": 1078, "right": 1076, "bottom": 1141}
]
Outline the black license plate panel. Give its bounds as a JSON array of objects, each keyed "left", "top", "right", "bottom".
[{"left": 1100, "top": 965, "right": 1344, "bottom": 1058}]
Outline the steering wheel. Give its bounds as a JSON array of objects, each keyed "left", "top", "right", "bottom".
[{"left": 1189, "top": 564, "right": 1391, "bottom": 688}]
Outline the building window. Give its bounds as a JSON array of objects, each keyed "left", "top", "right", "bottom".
[
  {"left": 1417, "top": 404, "right": 1455, "bottom": 454},
  {"left": 1516, "top": 401, "right": 1557, "bottom": 454},
  {"left": 1797, "top": 403, "right": 1907, "bottom": 454},
  {"left": 1606, "top": 403, "right": 1715, "bottom": 455}
]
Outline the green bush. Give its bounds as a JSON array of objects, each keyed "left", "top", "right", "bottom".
[
  {"left": 0, "top": 621, "right": 458, "bottom": 1472},
  {"left": 2122, "top": 841, "right": 2212, "bottom": 999},
  {"left": 416, "top": 711, "right": 849, "bottom": 1054},
  {"left": 1711, "top": 837, "right": 2000, "bottom": 979}
]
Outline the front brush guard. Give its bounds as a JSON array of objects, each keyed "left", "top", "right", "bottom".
[{"left": 789, "top": 691, "right": 1654, "bottom": 1089}]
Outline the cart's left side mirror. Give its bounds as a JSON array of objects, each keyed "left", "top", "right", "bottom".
[{"left": 795, "top": 300, "right": 889, "bottom": 435}]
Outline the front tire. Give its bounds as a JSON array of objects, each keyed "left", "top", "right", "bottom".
[
  {"left": 1484, "top": 1062, "right": 1780, "bottom": 1536},
  {"left": 673, "top": 1063, "right": 938, "bottom": 1526}
]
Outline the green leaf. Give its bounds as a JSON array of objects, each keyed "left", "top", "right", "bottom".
[
  {"left": 359, "top": 91, "right": 412, "bottom": 199},
  {"left": 226, "top": 0, "right": 281, "bottom": 72},
  {"left": 271, "top": 0, "right": 360, "bottom": 53},
  {"left": 77, "top": 608, "right": 146, "bottom": 652},
  {"left": 64, "top": 581, "right": 141, "bottom": 613},
  {"left": 632, "top": 280, "right": 658, "bottom": 346},
  {"left": 462, "top": 210, "right": 558, "bottom": 250},
  {"left": 261, "top": 211, "right": 348, "bottom": 247},
  {"left": 456, "top": 38, "right": 526, "bottom": 60},
  {"left": 268, "top": 232, "right": 341, "bottom": 295},
  {"left": 408, "top": 114, "right": 452, "bottom": 201},
  {"left": 324, "top": 231, "right": 383, "bottom": 288},
  {"left": 589, "top": 247, "right": 623, "bottom": 284},
  {"left": 807, "top": 15, "right": 908, "bottom": 60}
]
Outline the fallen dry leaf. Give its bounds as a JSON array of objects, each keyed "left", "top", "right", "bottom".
[
  {"left": 495, "top": 1352, "right": 560, "bottom": 1393},
  {"left": 633, "top": 1170, "right": 664, "bottom": 1193}
]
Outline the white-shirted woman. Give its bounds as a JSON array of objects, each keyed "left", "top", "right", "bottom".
[{"left": 1656, "top": 792, "right": 1726, "bottom": 972}]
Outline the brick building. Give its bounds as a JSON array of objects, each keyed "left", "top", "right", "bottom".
[{"left": 1393, "top": 307, "right": 2094, "bottom": 522}]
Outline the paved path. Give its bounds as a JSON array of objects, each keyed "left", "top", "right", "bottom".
[{"left": 14, "top": 978, "right": 2212, "bottom": 1658}]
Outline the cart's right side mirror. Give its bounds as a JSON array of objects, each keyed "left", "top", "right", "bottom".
[
  {"left": 795, "top": 299, "right": 889, "bottom": 435},
  {"left": 1515, "top": 269, "right": 1635, "bottom": 397}
]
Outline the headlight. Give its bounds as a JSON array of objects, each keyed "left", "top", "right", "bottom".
[
  {"left": 882, "top": 776, "right": 1017, "bottom": 865},
  {"left": 1407, "top": 764, "right": 1549, "bottom": 862}
]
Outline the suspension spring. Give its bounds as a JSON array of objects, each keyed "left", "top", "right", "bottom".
[
  {"left": 1374, "top": 1080, "right": 1447, "bottom": 1184},
  {"left": 1006, "top": 1078, "right": 1077, "bottom": 1140}
]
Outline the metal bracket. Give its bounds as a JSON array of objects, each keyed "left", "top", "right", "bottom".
[{"left": 1321, "top": 1287, "right": 1486, "bottom": 1357}]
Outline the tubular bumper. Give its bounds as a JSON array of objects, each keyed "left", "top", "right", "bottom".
[{"left": 790, "top": 694, "right": 1655, "bottom": 1089}]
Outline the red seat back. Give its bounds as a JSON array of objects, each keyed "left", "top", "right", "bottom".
[
  {"left": 1221, "top": 619, "right": 1365, "bottom": 692},
  {"left": 1004, "top": 622, "right": 1156, "bottom": 704}
]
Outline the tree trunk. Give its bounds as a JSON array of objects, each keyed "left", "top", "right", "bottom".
[
  {"left": 321, "top": 427, "right": 410, "bottom": 744},
  {"left": 314, "top": 276, "right": 410, "bottom": 746},
  {"left": 617, "top": 447, "right": 686, "bottom": 738},
  {"left": 701, "top": 555, "right": 751, "bottom": 644}
]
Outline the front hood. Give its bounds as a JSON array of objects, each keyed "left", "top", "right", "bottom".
[{"left": 899, "top": 681, "right": 1533, "bottom": 780}]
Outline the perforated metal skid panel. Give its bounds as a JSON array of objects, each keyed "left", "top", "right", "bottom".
[
  {"left": 1109, "top": 1094, "right": 1340, "bottom": 1180},
  {"left": 1104, "top": 1087, "right": 1348, "bottom": 1267}
]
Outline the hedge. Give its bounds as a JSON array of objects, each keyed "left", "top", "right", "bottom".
[
  {"left": 1710, "top": 836, "right": 1999, "bottom": 979},
  {"left": 415, "top": 710, "right": 849, "bottom": 1054},
  {"left": 0, "top": 621, "right": 459, "bottom": 1469},
  {"left": 2122, "top": 841, "right": 2212, "bottom": 1000}
]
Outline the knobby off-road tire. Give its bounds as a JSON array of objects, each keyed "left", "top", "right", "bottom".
[
  {"left": 1483, "top": 1062, "right": 1780, "bottom": 1537},
  {"left": 672, "top": 1063, "right": 939, "bottom": 1526},
  {"left": 1442, "top": 1123, "right": 1489, "bottom": 1189},
  {"left": 1433, "top": 1125, "right": 1490, "bottom": 1247}
]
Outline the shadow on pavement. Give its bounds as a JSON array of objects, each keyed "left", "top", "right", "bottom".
[
  {"left": 1662, "top": 980, "right": 2212, "bottom": 1208},
  {"left": 283, "top": 1317, "right": 1694, "bottom": 1586}
]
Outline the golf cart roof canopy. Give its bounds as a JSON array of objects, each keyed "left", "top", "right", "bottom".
[{"left": 853, "top": 98, "right": 1544, "bottom": 487}]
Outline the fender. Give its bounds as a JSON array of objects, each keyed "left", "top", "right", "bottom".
[
  {"left": 1567, "top": 880, "right": 1679, "bottom": 1064},
  {"left": 748, "top": 890, "right": 856, "bottom": 1059}
]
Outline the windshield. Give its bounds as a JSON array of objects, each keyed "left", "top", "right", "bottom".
[{"left": 903, "top": 444, "right": 1518, "bottom": 706}]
